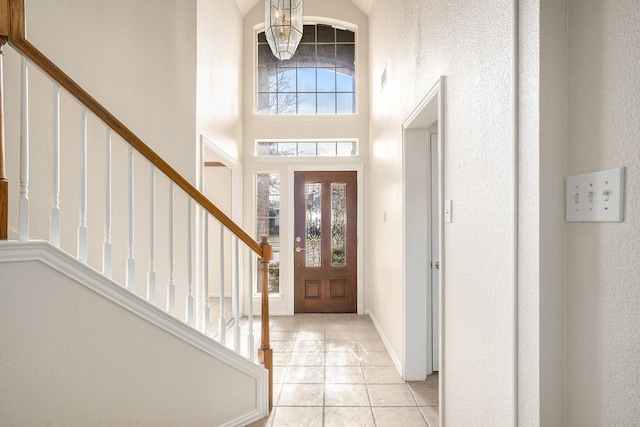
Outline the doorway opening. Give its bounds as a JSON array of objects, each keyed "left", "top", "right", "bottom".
[{"left": 402, "top": 78, "right": 444, "bottom": 382}]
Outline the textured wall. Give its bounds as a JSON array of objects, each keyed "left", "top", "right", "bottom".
[
  {"left": 0, "top": 261, "right": 257, "bottom": 426},
  {"left": 567, "top": 0, "right": 640, "bottom": 425},
  {"left": 368, "top": 0, "right": 517, "bottom": 424}
]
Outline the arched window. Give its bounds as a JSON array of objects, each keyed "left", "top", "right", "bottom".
[{"left": 257, "top": 23, "right": 356, "bottom": 115}]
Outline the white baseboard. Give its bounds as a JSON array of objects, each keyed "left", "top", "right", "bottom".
[{"left": 365, "top": 309, "right": 403, "bottom": 375}]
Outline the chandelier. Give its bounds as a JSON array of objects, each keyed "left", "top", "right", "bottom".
[{"left": 264, "top": 0, "right": 303, "bottom": 61}]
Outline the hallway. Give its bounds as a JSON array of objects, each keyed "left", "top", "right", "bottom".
[{"left": 248, "top": 314, "right": 438, "bottom": 426}]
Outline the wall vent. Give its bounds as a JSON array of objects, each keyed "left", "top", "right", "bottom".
[{"left": 380, "top": 63, "right": 388, "bottom": 91}]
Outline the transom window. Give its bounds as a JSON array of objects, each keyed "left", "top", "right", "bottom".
[
  {"left": 257, "top": 23, "right": 356, "bottom": 115},
  {"left": 256, "top": 140, "right": 357, "bottom": 157}
]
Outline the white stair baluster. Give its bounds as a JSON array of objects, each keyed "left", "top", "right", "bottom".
[
  {"left": 103, "top": 129, "right": 112, "bottom": 278},
  {"left": 19, "top": 57, "right": 29, "bottom": 241},
  {"left": 126, "top": 146, "right": 135, "bottom": 291},
  {"left": 219, "top": 223, "right": 226, "bottom": 345},
  {"left": 234, "top": 236, "right": 241, "bottom": 353},
  {"left": 247, "top": 253, "right": 254, "bottom": 359},
  {"left": 77, "top": 107, "right": 88, "bottom": 262},
  {"left": 147, "top": 165, "right": 156, "bottom": 303},
  {"left": 167, "top": 182, "right": 175, "bottom": 315},
  {"left": 50, "top": 84, "right": 60, "bottom": 247},
  {"left": 203, "top": 214, "right": 211, "bottom": 335},
  {"left": 185, "top": 198, "right": 194, "bottom": 326}
]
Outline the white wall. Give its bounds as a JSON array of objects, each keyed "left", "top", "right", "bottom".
[
  {"left": 240, "top": 0, "right": 369, "bottom": 315},
  {"left": 518, "top": 0, "right": 568, "bottom": 425},
  {"left": 566, "top": 1, "right": 640, "bottom": 425},
  {"left": 0, "top": 260, "right": 259, "bottom": 426},
  {"left": 368, "top": 0, "right": 519, "bottom": 424},
  {"left": 197, "top": 0, "right": 244, "bottom": 165},
  {"left": 24, "top": 0, "right": 198, "bottom": 182}
]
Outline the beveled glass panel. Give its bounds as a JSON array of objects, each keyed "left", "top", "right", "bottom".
[
  {"left": 331, "top": 183, "right": 347, "bottom": 266},
  {"left": 305, "top": 183, "right": 322, "bottom": 268}
]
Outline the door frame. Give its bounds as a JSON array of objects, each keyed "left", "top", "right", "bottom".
[
  {"left": 287, "top": 164, "right": 364, "bottom": 315},
  {"left": 402, "top": 78, "right": 444, "bottom": 382}
]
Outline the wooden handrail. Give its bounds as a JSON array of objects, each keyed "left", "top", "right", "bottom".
[
  {"left": 8, "top": 37, "right": 263, "bottom": 256},
  {"left": 1, "top": 1, "right": 275, "bottom": 412}
]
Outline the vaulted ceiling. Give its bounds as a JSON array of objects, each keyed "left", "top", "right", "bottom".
[{"left": 233, "top": 0, "right": 373, "bottom": 16}]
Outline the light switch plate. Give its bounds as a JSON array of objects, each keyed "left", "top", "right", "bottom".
[{"left": 566, "top": 167, "right": 625, "bottom": 222}]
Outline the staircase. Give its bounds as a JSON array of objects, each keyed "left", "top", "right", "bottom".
[{"left": 0, "top": 1, "right": 273, "bottom": 425}]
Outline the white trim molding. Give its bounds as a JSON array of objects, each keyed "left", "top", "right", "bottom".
[{"left": 0, "top": 240, "right": 269, "bottom": 424}]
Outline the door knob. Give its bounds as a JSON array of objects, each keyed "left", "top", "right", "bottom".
[{"left": 296, "top": 247, "right": 306, "bottom": 253}]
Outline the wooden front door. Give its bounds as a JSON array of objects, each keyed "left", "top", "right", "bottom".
[{"left": 294, "top": 171, "right": 357, "bottom": 313}]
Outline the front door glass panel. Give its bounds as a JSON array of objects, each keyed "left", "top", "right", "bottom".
[
  {"left": 331, "top": 183, "right": 347, "bottom": 266},
  {"left": 305, "top": 182, "right": 322, "bottom": 267}
]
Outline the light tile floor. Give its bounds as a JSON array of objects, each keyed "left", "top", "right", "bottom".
[{"left": 247, "top": 314, "right": 439, "bottom": 427}]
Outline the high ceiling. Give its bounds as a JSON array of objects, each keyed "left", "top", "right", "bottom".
[{"left": 233, "top": 0, "right": 373, "bottom": 16}]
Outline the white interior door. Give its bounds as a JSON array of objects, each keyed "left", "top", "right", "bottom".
[{"left": 430, "top": 132, "right": 440, "bottom": 372}]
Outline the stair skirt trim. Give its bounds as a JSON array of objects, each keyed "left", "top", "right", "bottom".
[{"left": 0, "top": 240, "right": 269, "bottom": 423}]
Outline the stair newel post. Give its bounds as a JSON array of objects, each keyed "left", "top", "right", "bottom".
[
  {"left": 0, "top": 36, "right": 8, "bottom": 240},
  {"left": 258, "top": 235, "right": 273, "bottom": 410}
]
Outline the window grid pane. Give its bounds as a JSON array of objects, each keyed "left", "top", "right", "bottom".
[
  {"left": 256, "top": 141, "right": 357, "bottom": 157},
  {"left": 256, "top": 173, "right": 280, "bottom": 293},
  {"left": 257, "top": 23, "right": 355, "bottom": 115}
]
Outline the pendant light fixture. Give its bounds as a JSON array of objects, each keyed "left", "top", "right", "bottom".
[{"left": 264, "top": 0, "right": 303, "bottom": 61}]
